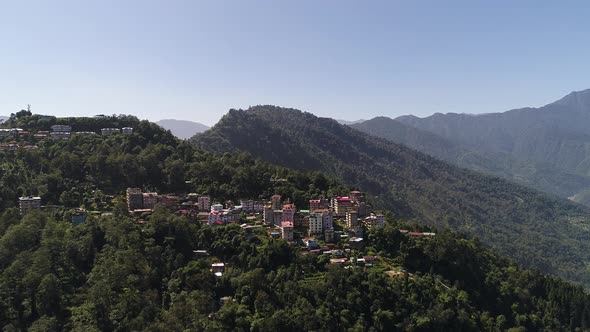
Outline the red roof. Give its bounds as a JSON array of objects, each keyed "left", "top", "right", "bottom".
[
  {"left": 337, "top": 197, "right": 351, "bottom": 202},
  {"left": 408, "top": 232, "right": 424, "bottom": 237},
  {"left": 281, "top": 221, "right": 293, "bottom": 227}
]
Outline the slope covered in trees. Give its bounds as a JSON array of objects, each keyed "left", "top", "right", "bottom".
[
  {"left": 2, "top": 208, "right": 590, "bottom": 331},
  {"left": 0, "top": 113, "right": 346, "bottom": 211},
  {"left": 351, "top": 116, "right": 590, "bottom": 200},
  {"left": 396, "top": 88, "right": 590, "bottom": 206},
  {"left": 191, "top": 105, "right": 590, "bottom": 286}
]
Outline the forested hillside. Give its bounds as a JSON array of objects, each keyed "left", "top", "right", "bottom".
[
  {"left": 0, "top": 113, "right": 346, "bottom": 211},
  {"left": 3, "top": 209, "right": 590, "bottom": 331},
  {"left": 3, "top": 112, "right": 590, "bottom": 330},
  {"left": 192, "top": 105, "right": 590, "bottom": 286},
  {"left": 351, "top": 117, "right": 590, "bottom": 199},
  {"left": 396, "top": 89, "right": 590, "bottom": 206}
]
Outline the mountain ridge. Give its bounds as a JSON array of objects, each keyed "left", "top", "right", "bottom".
[
  {"left": 191, "top": 105, "right": 590, "bottom": 286},
  {"left": 394, "top": 88, "right": 590, "bottom": 205}
]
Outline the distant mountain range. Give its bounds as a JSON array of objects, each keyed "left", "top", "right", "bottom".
[
  {"left": 0, "top": 116, "right": 7, "bottom": 123},
  {"left": 191, "top": 105, "right": 590, "bottom": 286},
  {"left": 365, "top": 88, "right": 590, "bottom": 206},
  {"left": 156, "top": 119, "right": 209, "bottom": 139}
]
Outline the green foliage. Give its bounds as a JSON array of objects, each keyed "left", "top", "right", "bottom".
[
  {"left": 0, "top": 210, "right": 589, "bottom": 330},
  {"left": 191, "top": 105, "right": 590, "bottom": 287}
]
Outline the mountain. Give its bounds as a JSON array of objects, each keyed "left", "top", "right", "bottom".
[
  {"left": 396, "top": 89, "right": 590, "bottom": 204},
  {"left": 351, "top": 117, "right": 590, "bottom": 200},
  {"left": 0, "top": 116, "right": 7, "bottom": 123},
  {"left": 4, "top": 112, "right": 590, "bottom": 330},
  {"left": 336, "top": 119, "right": 365, "bottom": 125},
  {"left": 192, "top": 105, "right": 590, "bottom": 286},
  {"left": 156, "top": 119, "right": 209, "bottom": 139}
]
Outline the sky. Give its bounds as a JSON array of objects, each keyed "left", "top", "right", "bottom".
[{"left": 2, "top": 0, "right": 590, "bottom": 126}]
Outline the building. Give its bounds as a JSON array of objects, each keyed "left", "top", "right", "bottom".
[
  {"left": 101, "top": 128, "right": 120, "bottom": 136},
  {"left": 142, "top": 192, "right": 159, "bottom": 209},
  {"left": 271, "top": 194, "right": 282, "bottom": 210},
  {"left": 309, "top": 199, "right": 321, "bottom": 212},
  {"left": 51, "top": 125, "right": 72, "bottom": 132},
  {"left": 0, "top": 129, "right": 17, "bottom": 136},
  {"left": 198, "top": 196, "right": 211, "bottom": 211},
  {"left": 346, "top": 210, "right": 358, "bottom": 229},
  {"left": 282, "top": 204, "right": 295, "bottom": 223},
  {"left": 263, "top": 205, "right": 273, "bottom": 225},
  {"left": 253, "top": 201, "right": 264, "bottom": 212},
  {"left": 211, "top": 203, "right": 224, "bottom": 212},
  {"left": 303, "top": 237, "right": 319, "bottom": 249},
  {"left": 325, "top": 228, "right": 335, "bottom": 243},
  {"left": 281, "top": 221, "right": 294, "bottom": 241},
  {"left": 19, "top": 196, "right": 41, "bottom": 214},
  {"left": 50, "top": 131, "right": 71, "bottom": 140},
  {"left": 334, "top": 197, "right": 353, "bottom": 216},
  {"left": 208, "top": 211, "right": 225, "bottom": 226},
  {"left": 308, "top": 211, "right": 324, "bottom": 235},
  {"left": 240, "top": 199, "right": 254, "bottom": 212},
  {"left": 122, "top": 127, "right": 133, "bottom": 135},
  {"left": 0, "top": 144, "right": 18, "bottom": 151},
  {"left": 363, "top": 213, "right": 385, "bottom": 229},
  {"left": 272, "top": 210, "right": 283, "bottom": 226},
  {"left": 126, "top": 188, "right": 143, "bottom": 210}
]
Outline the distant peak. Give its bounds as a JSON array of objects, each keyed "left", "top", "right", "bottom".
[{"left": 549, "top": 88, "right": 590, "bottom": 109}]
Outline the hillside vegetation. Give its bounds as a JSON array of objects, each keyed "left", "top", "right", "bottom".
[
  {"left": 396, "top": 89, "right": 590, "bottom": 206},
  {"left": 192, "top": 105, "right": 590, "bottom": 286},
  {"left": 352, "top": 117, "right": 590, "bottom": 200}
]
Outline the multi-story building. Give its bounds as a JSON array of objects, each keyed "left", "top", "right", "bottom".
[
  {"left": 142, "top": 192, "right": 159, "bottom": 209},
  {"left": 263, "top": 205, "right": 273, "bottom": 225},
  {"left": 281, "top": 221, "right": 294, "bottom": 242},
  {"left": 198, "top": 196, "right": 211, "bottom": 211},
  {"left": 325, "top": 228, "right": 335, "bottom": 243},
  {"left": 271, "top": 194, "right": 282, "bottom": 211},
  {"left": 349, "top": 191, "right": 364, "bottom": 203},
  {"left": 309, "top": 199, "right": 321, "bottom": 212},
  {"left": 101, "top": 128, "right": 120, "bottom": 136},
  {"left": 51, "top": 125, "right": 72, "bottom": 132},
  {"left": 126, "top": 188, "right": 143, "bottom": 211},
  {"left": 50, "top": 131, "right": 71, "bottom": 140},
  {"left": 346, "top": 210, "right": 358, "bottom": 229},
  {"left": 363, "top": 213, "right": 385, "bottom": 229},
  {"left": 309, "top": 213, "right": 323, "bottom": 234},
  {"left": 211, "top": 203, "right": 224, "bottom": 212},
  {"left": 19, "top": 196, "right": 41, "bottom": 214},
  {"left": 239, "top": 199, "right": 255, "bottom": 212},
  {"left": 122, "top": 127, "right": 133, "bottom": 135},
  {"left": 272, "top": 210, "right": 283, "bottom": 226},
  {"left": 282, "top": 204, "right": 295, "bottom": 223},
  {"left": 334, "top": 197, "right": 353, "bottom": 216},
  {"left": 253, "top": 201, "right": 264, "bottom": 212}
]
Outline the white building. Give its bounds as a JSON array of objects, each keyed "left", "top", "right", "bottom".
[
  {"left": 101, "top": 128, "right": 120, "bottom": 136},
  {"left": 122, "top": 127, "right": 133, "bottom": 135},
  {"left": 363, "top": 213, "right": 385, "bottom": 229},
  {"left": 19, "top": 196, "right": 41, "bottom": 214}
]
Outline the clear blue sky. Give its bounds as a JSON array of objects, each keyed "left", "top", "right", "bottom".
[{"left": 2, "top": 0, "right": 590, "bottom": 126}]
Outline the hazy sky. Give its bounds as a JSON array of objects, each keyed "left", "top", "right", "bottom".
[{"left": 2, "top": 0, "right": 590, "bottom": 126}]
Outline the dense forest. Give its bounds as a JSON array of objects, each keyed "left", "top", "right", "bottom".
[
  {"left": 2, "top": 208, "right": 590, "bottom": 331},
  {"left": 191, "top": 105, "right": 590, "bottom": 287}
]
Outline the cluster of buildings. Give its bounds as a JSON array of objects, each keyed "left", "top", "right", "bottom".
[
  {"left": 126, "top": 188, "right": 211, "bottom": 213},
  {"left": 0, "top": 124, "right": 134, "bottom": 148}
]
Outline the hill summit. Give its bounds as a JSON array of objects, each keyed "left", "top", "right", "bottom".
[{"left": 192, "top": 105, "right": 590, "bottom": 286}]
